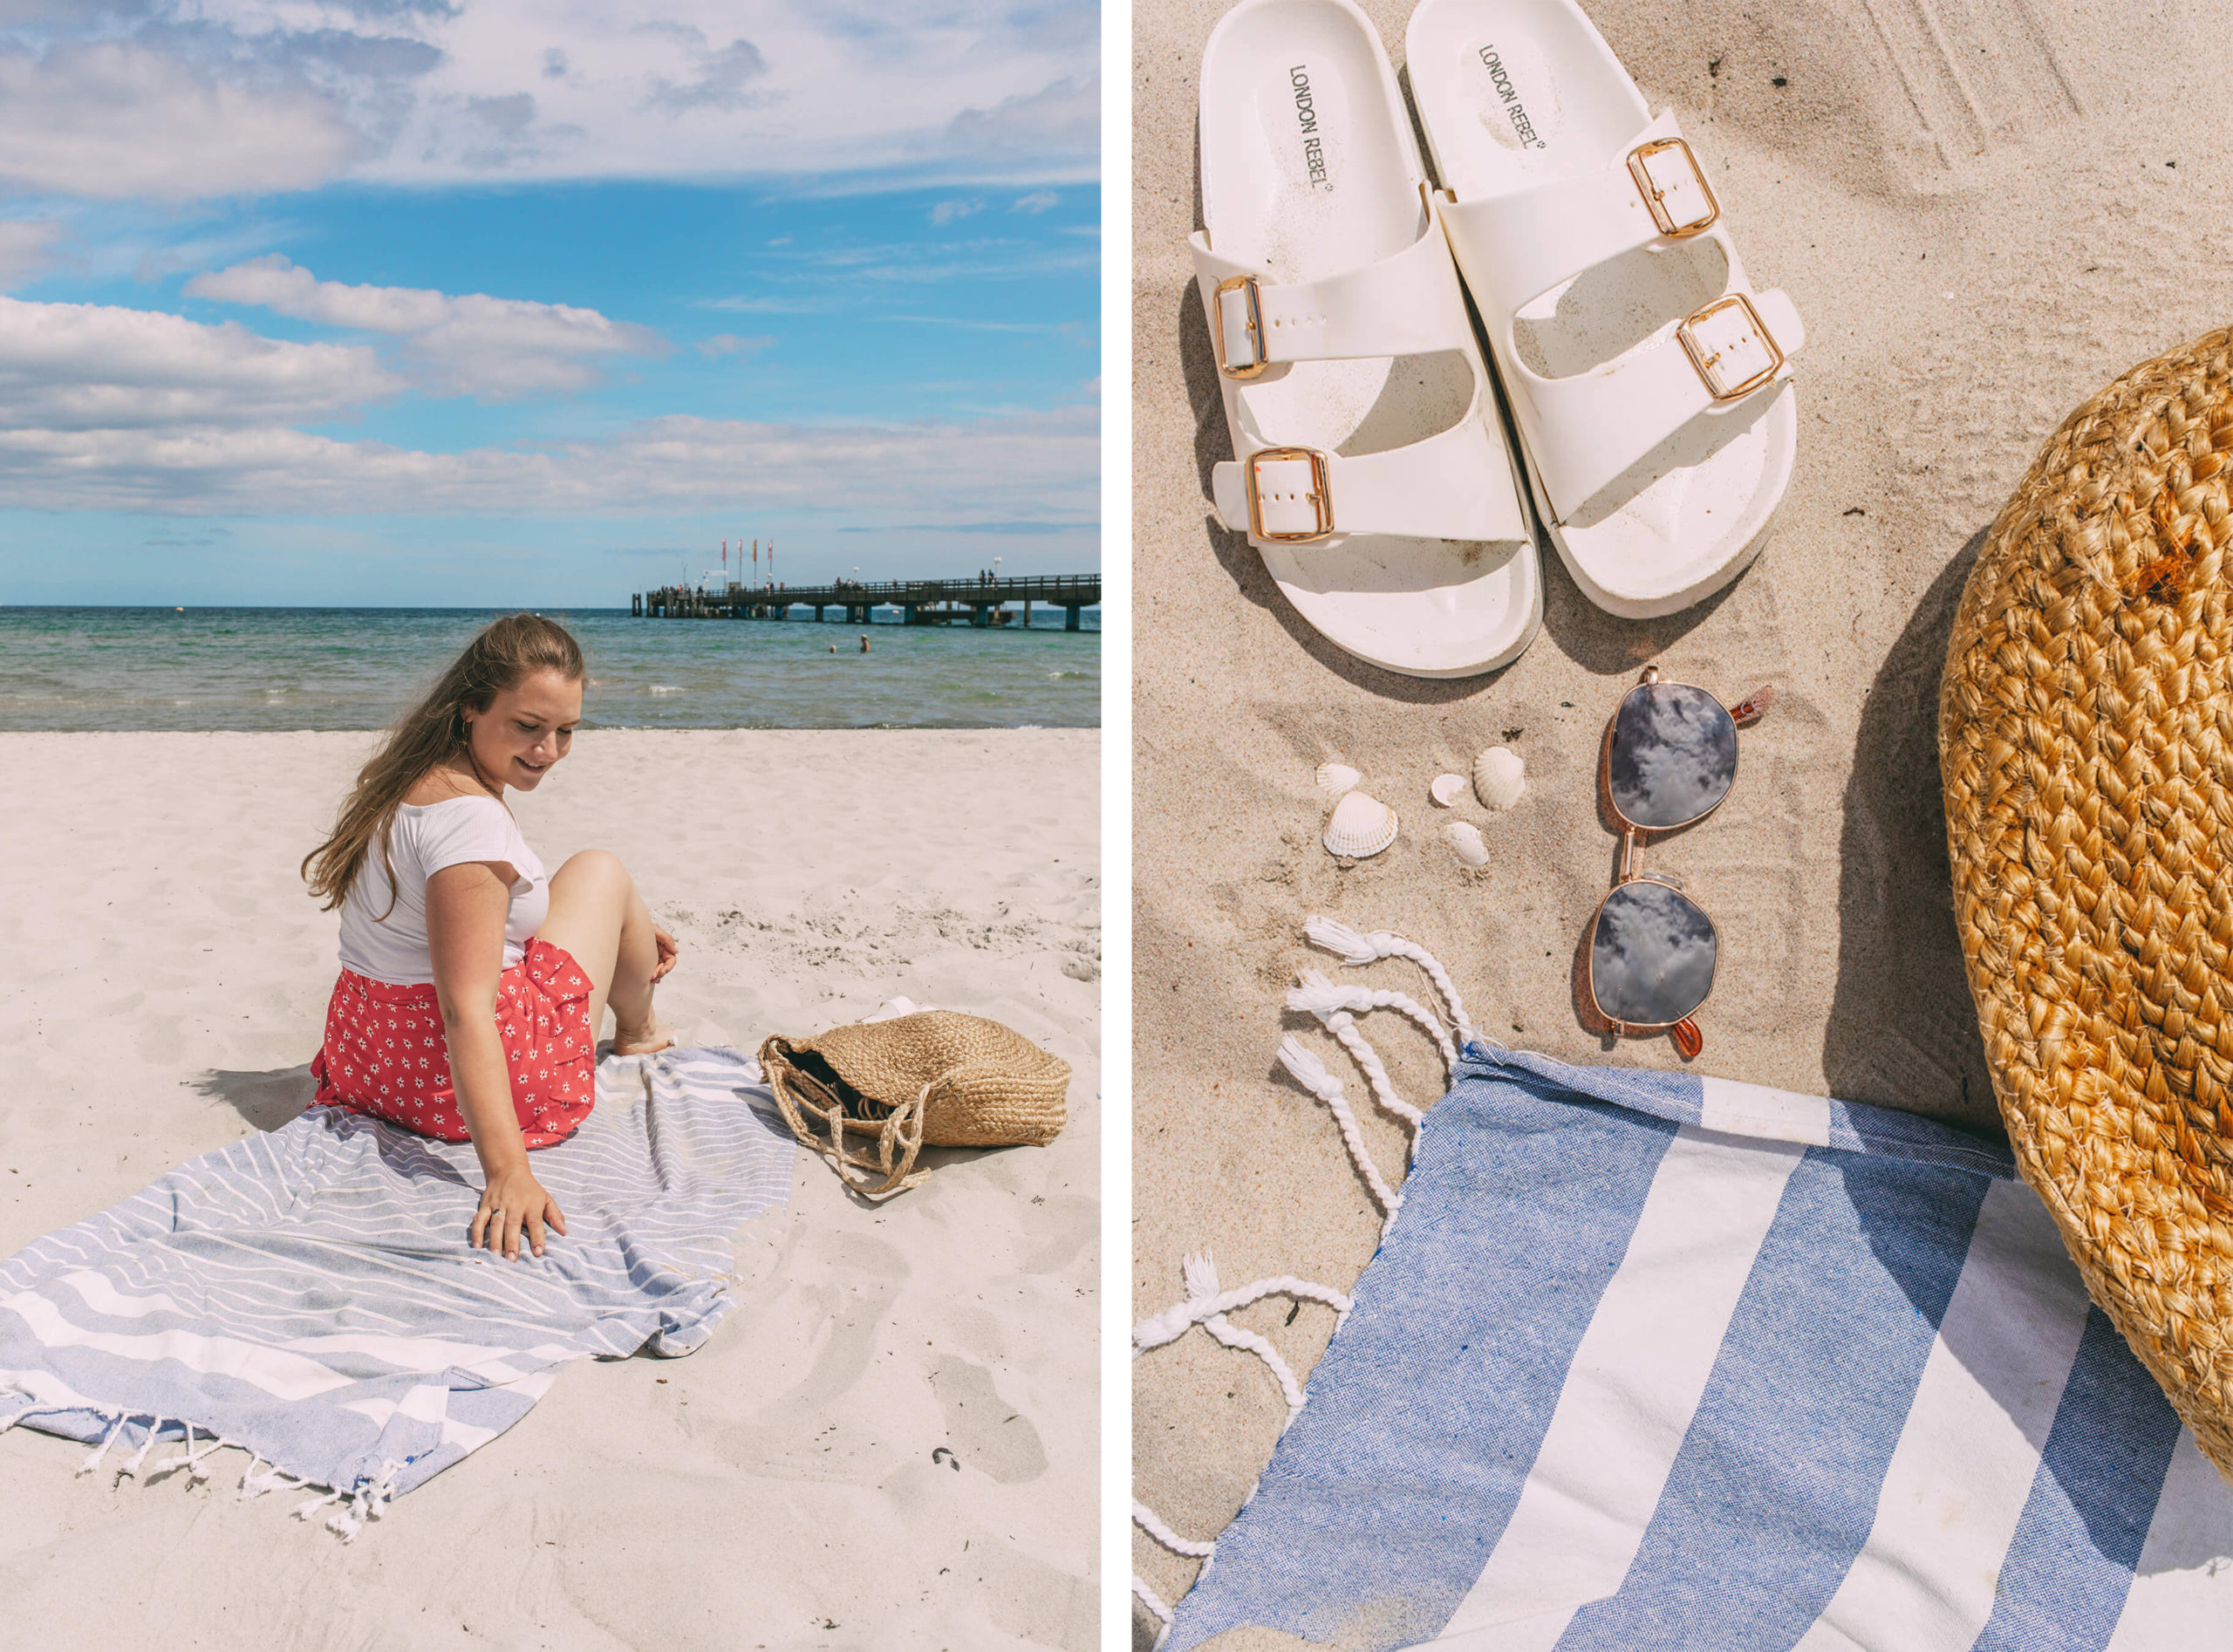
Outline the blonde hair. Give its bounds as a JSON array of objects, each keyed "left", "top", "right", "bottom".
[{"left": 302, "top": 613, "right": 584, "bottom": 912}]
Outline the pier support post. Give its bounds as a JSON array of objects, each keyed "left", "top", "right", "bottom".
[{"left": 1065, "top": 604, "right": 1081, "bottom": 631}]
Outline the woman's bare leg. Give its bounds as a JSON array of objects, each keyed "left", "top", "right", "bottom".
[{"left": 536, "top": 850, "right": 672, "bottom": 1054}]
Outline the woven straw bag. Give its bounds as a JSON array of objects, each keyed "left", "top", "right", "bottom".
[
  {"left": 759, "top": 1009, "right": 1069, "bottom": 1198},
  {"left": 1942, "top": 324, "right": 2233, "bottom": 1479}
]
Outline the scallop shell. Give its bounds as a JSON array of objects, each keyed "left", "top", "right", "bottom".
[
  {"left": 1429, "top": 772, "right": 1469, "bottom": 808},
  {"left": 1444, "top": 820, "right": 1491, "bottom": 866},
  {"left": 1316, "top": 761, "right": 1362, "bottom": 798},
  {"left": 1472, "top": 746, "right": 1526, "bottom": 811},
  {"left": 1324, "top": 790, "right": 1399, "bottom": 859}
]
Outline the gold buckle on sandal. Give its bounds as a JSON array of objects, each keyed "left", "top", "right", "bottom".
[
  {"left": 1245, "top": 447, "right": 1334, "bottom": 543},
  {"left": 1212, "top": 274, "right": 1268, "bottom": 379},
  {"left": 1678, "top": 293, "right": 1783, "bottom": 400},
  {"left": 1627, "top": 137, "right": 1719, "bottom": 238}
]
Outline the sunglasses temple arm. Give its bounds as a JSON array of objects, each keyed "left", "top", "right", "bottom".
[{"left": 1728, "top": 684, "right": 1775, "bottom": 726}]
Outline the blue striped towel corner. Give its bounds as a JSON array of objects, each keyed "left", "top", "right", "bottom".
[
  {"left": 0, "top": 1047, "right": 794, "bottom": 1534},
  {"left": 1167, "top": 1048, "right": 2233, "bottom": 1651}
]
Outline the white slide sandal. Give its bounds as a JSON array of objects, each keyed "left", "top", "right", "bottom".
[
  {"left": 1194, "top": 0, "right": 1540, "bottom": 679},
  {"left": 1407, "top": 0, "right": 1805, "bottom": 619}
]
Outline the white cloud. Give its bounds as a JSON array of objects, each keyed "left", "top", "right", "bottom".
[
  {"left": 1010, "top": 189, "right": 1059, "bottom": 214},
  {"left": 0, "top": 221, "right": 64, "bottom": 289},
  {"left": 0, "top": 5, "right": 1098, "bottom": 200},
  {"left": 929, "top": 198, "right": 983, "bottom": 226},
  {"left": 183, "top": 256, "right": 666, "bottom": 399},
  {"left": 0, "top": 42, "right": 359, "bottom": 200},
  {"left": 0, "top": 295, "right": 399, "bottom": 432},
  {"left": 639, "top": 29, "right": 768, "bottom": 113},
  {"left": 0, "top": 289, "right": 1092, "bottom": 522},
  {"left": 0, "top": 403, "right": 1098, "bottom": 520},
  {"left": 944, "top": 74, "right": 1097, "bottom": 164}
]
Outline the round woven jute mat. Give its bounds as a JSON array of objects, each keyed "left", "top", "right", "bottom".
[{"left": 1943, "top": 324, "right": 2233, "bottom": 1478}]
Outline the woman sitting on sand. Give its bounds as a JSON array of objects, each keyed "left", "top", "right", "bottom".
[{"left": 299, "top": 614, "right": 677, "bottom": 1263}]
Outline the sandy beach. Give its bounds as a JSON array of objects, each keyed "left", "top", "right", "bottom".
[
  {"left": 1131, "top": 0, "right": 2233, "bottom": 1634},
  {"left": 0, "top": 727, "right": 1097, "bottom": 1651}
]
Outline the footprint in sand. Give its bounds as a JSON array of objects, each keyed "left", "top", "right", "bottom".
[{"left": 929, "top": 1355, "right": 1047, "bottom": 1484}]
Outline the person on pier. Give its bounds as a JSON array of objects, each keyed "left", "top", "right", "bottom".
[{"left": 300, "top": 614, "right": 678, "bottom": 1263}]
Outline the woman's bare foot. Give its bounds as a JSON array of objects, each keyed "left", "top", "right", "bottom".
[{"left": 611, "top": 1015, "right": 675, "bottom": 1056}]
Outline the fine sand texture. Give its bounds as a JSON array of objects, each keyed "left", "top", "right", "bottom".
[
  {"left": 0, "top": 727, "right": 1097, "bottom": 1651},
  {"left": 1133, "top": 0, "right": 2233, "bottom": 1635}
]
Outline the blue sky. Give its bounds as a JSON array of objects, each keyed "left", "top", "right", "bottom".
[{"left": 0, "top": 2, "right": 1099, "bottom": 606}]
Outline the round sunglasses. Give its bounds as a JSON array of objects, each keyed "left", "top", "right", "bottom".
[{"left": 1585, "top": 666, "right": 1771, "bottom": 1058}]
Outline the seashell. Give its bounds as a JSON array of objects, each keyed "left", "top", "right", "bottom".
[
  {"left": 1323, "top": 790, "right": 1399, "bottom": 859},
  {"left": 1429, "top": 773, "right": 1469, "bottom": 808},
  {"left": 1444, "top": 821, "right": 1491, "bottom": 866},
  {"left": 1316, "top": 761, "right": 1362, "bottom": 798},
  {"left": 1472, "top": 746, "right": 1526, "bottom": 811}
]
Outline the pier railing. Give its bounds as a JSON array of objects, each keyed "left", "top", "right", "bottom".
[{"left": 629, "top": 572, "right": 1099, "bottom": 631}]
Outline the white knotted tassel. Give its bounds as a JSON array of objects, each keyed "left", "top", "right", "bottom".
[
  {"left": 1313, "top": 1007, "right": 1425, "bottom": 1144},
  {"left": 1301, "top": 914, "right": 1383, "bottom": 967},
  {"left": 75, "top": 1410, "right": 126, "bottom": 1477},
  {"left": 1132, "top": 1572, "right": 1176, "bottom": 1642},
  {"left": 327, "top": 1482, "right": 375, "bottom": 1541},
  {"left": 152, "top": 1420, "right": 193, "bottom": 1478},
  {"left": 1180, "top": 1251, "right": 1309, "bottom": 1429},
  {"left": 292, "top": 1488, "right": 345, "bottom": 1520},
  {"left": 117, "top": 1416, "right": 163, "bottom": 1481},
  {"left": 1132, "top": 1251, "right": 1351, "bottom": 1355},
  {"left": 158, "top": 1424, "right": 229, "bottom": 1485},
  {"left": 1303, "top": 915, "right": 1478, "bottom": 1048},
  {"left": 239, "top": 1456, "right": 309, "bottom": 1501},
  {"left": 1133, "top": 1499, "right": 1217, "bottom": 1560},
  {"left": 365, "top": 1460, "right": 403, "bottom": 1521},
  {"left": 1276, "top": 1037, "right": 1402, "bottom": 1220},
  {"left": 1287, "top": 969, "right": 1458, "bottom": 1075}
]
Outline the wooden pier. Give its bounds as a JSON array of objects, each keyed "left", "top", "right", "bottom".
[{"left": 629, "top": 572, "right": 1099, "bottom": 631}]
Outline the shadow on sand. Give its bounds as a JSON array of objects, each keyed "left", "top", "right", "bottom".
[
  {"left": 188, "top": 1063, "right": 315, "bottom": 1133},
  {"left": 1820, "top": 528, "right": 1998, "bottom": 1136}
]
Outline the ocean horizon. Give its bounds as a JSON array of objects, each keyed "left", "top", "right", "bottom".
[{"left": 0, "top": 604, "right": 1101, "bottom": 733}]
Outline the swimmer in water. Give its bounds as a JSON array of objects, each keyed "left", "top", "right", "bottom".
[{"left": 859, "top": 634, "right": 871, "bottom": 653}]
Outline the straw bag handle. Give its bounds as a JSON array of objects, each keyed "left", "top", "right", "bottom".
[{"left": 761, "top": 1036, "right": 937, "bottom": 1199}]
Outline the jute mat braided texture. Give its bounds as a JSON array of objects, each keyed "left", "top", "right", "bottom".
[{"left": 1943, "top": 324, "right": 2233, "bottom": 1478}]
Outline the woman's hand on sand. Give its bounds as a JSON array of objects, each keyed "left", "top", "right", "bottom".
[
  {"left": 651, "top": 923, "right": 679, "bottom": 983},
  {"left": 471, "top": 1164, "right": 566, "bottom": 1261}
]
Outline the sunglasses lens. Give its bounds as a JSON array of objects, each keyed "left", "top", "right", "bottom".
[
  {"left": 1609, "top": 683, "right": 1738, "bottom": 829},
  {"left": 1591, "top": 880, "right": 1718, "bottom": 1027}
]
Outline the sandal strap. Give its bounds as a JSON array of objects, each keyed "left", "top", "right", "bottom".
[
  {"left": 1190, "top": 197, "right": 1476, "bottom": 378},
  {"left": 1438, "top": 109, "right": 1716, "bottom": 320},
  {"left": 1210, "top": 415, "right": 1527, "bottom": 545},
  {"left": 1513, "top": 285, "right": 1804, "bottom": 520}
]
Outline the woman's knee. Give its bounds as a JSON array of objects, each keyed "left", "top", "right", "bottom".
[{"left": 553, "top": 849, "right": 632, "bottom": 894}]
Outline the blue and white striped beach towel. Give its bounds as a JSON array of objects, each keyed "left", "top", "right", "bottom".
[
  {"left": 0, "top": 1047, "right": 793, "bottom": 1536},
  {"left": 1163, "top": 1047, "right": 2233, "bottom": 1651}
]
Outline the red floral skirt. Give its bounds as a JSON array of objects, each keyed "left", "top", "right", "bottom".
[{"left": 310, "top": 937, "right": 596, "bottom": 1147}]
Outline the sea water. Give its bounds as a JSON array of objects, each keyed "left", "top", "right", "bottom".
[{"left": 0, "top": 605, "right": 1100, "bottom": 732}]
